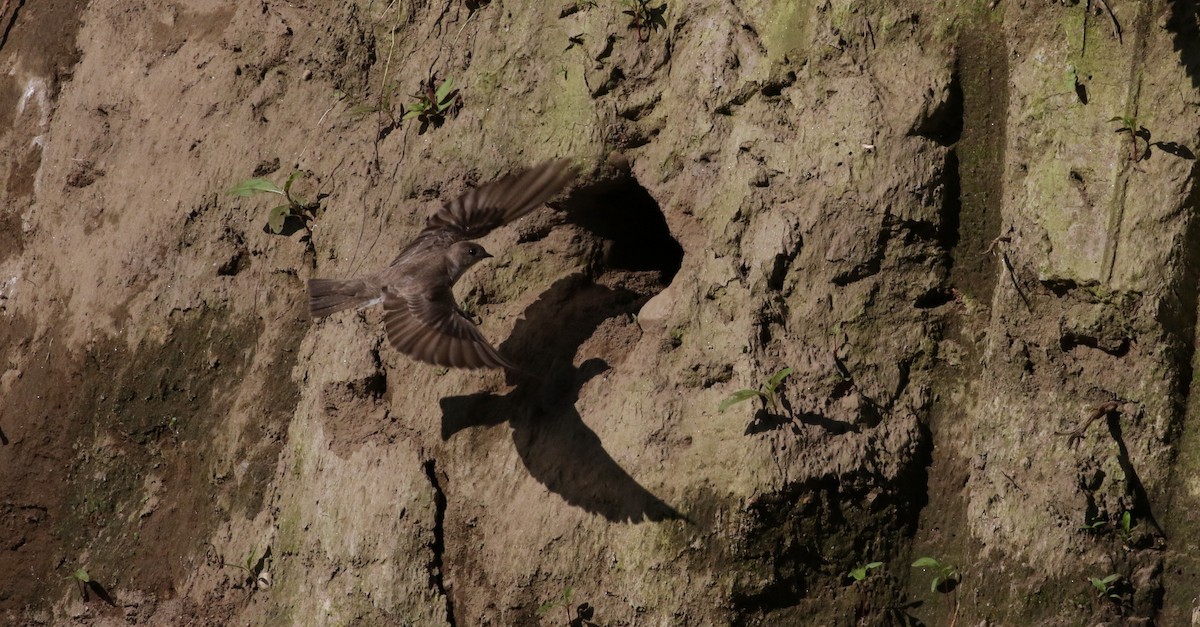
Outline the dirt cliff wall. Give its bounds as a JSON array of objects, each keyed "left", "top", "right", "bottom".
[{"left": 1, "top": 0, "right": 1199, "bottom": 625}]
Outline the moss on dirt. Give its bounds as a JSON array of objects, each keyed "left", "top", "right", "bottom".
[
  {"left": 760, "top": 0, "right": 813, "bottom": 62},
  {"left": 59, "top": 307, "right": 265, "bottom": 597}
]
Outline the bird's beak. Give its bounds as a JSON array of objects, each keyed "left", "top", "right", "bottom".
[{"left": 482, "top": 251, "right": 494, "bottom": 259}]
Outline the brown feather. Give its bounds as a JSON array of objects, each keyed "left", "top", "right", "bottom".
[{"left": 382, "top": 292, "right": 513, "bottom": 370}]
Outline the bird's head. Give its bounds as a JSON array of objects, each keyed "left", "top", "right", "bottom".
[{"left": 446, "top": 241, "right": 493, "bottom": 279}]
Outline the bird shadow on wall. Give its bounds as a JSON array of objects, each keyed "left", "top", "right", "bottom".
[{"left": 439, "top": 273, "right": 683, "bottom": 523}]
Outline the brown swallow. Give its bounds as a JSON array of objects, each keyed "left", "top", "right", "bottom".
[{"left": 307, "top": 159, "right": 577, "bottom": 370}]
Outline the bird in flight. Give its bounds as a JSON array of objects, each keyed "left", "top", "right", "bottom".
[{"left": 307, "top": 159, "right": 577, "bottom": 370}]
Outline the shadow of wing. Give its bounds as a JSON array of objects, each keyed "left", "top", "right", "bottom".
[
  {"left": 510, "top": 405, "right": 682, "bottom": 523},
  {"left": 438, "top": 273, "right": 685, "bottom": 522}
]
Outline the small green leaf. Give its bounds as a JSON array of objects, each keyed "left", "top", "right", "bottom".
[
  {"left": 227, "top": 178, "right": 284, "bottom": 197},
  {"left": 435, "top": 77, "right": 455, "bottom": 104},
  {"left": 1090, "top": 574, "right": 1121, "bottom": 597},
  {"left": 404, "top": 101, "right": 430, "bottom": 120},
  {"left": 719, "top": 389, "right": 763, "bottom": 412},
  {"left": 562, "top": 586, "right": 572, "bottom": 602},
  {"left": 911, "top": 557, "right": 941, "bottom": 569},
  {"left": 930, "top": 575, "right": 942, "bottom": 593},
  {"left": 71, "top": 568, "right": 90, "bottom": 583},
  {"left": 536, "top": 601, "right": 555, "bottom": 615},
  {"left": 268, "top": 205, "right": 291, "bottom": 234},
  {"left": 283, "top": 171, "right": 304, "bottom": 196},
  {"left": 1108, "top": 115, "right": 1136, "bottom": 130},
  {"left": 849, "top": 561, "right": 882, "bottom": 581},
  {"left": 766, "top": 367, "right": 794, "bottom": 392}
]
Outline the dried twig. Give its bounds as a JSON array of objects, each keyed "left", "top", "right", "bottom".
[
  {"left": 1058, "top": 400, "right": 1121, "bottom": 445},
  {"left": 982, "top": 232, "right": 1012, "bottom": 257}
]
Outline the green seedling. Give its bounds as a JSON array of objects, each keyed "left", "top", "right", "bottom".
[
  {"left": 1090, "top": 573, "right": 1121, "bottom": 602},
  {"left": 1066, "top": 64, "right": 1081, "bottom": 98},
  {"left": 1117, "top": 510, "right": 1137, "bottom": 543},
  {"left": 719, "top": 367, "right": 793, "bottom": 414},
  {"left": 537, "top": 585, "right": 571, "bottom": 617},
  {"left": 538, "top": 586, "right": 599, "bottom": 626},
  {"left": 70, "top": 568, "right": 90, "bottom": 584},
  {"left": 1105, "top": 116, "right": 1196, "bottom": 162},
  {"left": 849, "top": 561, "right": 883, "bottom": 582},
  {"left": 67, "top": 567, "right": 116, "bottom": 605},
  {"left": 1081, "top": 511, "right": 1139, "bottom": 544},
  {"left": 403, "top": 76, "right": 460, "bottom": 128},
  {"left": 559, "top": 0, "right": 597, "bottom": 19},
  {"left": 219, "top": 545, "right": 272, "bottom": 591},
  {"left": 623, "top": 0, "right": 667, "bottom": 42},
  {"left": 1109, "top": 115, "right": 1148, "bottom": 162},
  {"left": 68, "top": 568, "right": 90, "bottom": 602},
  {"left": 345, "top": 81, "right": 404, "bottom": 129},
  {"left": 227, "top": 170, "right": 323, "bottom": 235},
  {"left": 912, "top": 556, "right": 959, "bottom": 593}
]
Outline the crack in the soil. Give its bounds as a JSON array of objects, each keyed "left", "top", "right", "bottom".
[
  {"left": 0, "top": 0, "right": 27, "bottom": 53},
  {"left": 422, "top": 459, "right": 456, "bottom": 627}
]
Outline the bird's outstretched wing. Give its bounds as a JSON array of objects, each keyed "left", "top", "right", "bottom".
[
  {"left": 422, "top": 158, "right": 577, "bottom": 239},
  {"left": 382, "top": 288, "right": 514, "bottom": 370}
]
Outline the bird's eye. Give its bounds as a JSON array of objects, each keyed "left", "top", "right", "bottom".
[{"left": 468, "top": 247, "right": 478, "bottom": 256}]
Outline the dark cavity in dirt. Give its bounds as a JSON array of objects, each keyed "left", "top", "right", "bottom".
[{"left": 565, "top": 173, "right": 684, "bottom": 285}]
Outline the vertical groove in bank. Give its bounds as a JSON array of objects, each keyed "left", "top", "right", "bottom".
[{"left": 906, "top": 12, "right": 1008, "bottom": 625}]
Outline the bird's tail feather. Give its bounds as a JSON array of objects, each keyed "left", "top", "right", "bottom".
[{"left": 308, "top": 278, "right": 374, "bottom": 318}]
